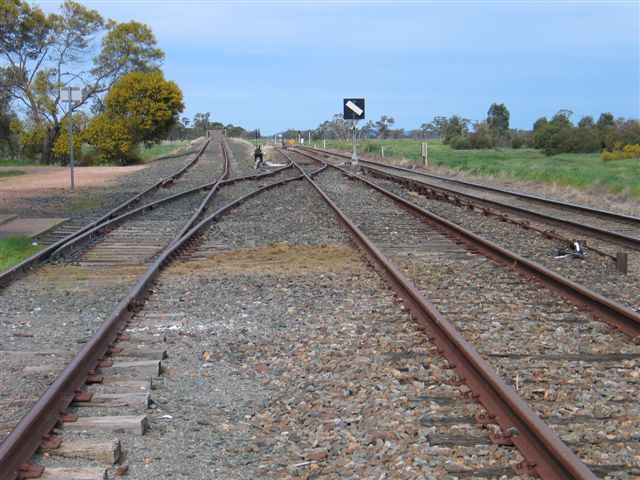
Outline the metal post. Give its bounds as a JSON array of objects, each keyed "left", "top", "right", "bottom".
[
  {"left": 351, "top": 126, "right": 358, "bottom": 165},
  {"left": 308, "top": 131, "right": 311, "bottom": 144},
  {"left": 381, "top": 146, "right": 384, "bottom": 158},
  {"left": 68, "top": 97, "right": 75, "bottom": 190},
  {"left": 323, "top": 139, "right": 326, "bottom": 149}
]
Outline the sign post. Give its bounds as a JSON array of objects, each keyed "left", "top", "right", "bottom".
[
  {"left": 343, "top": 98, "right": 365, "bottom": 166},
  {"left": 60, "top": 86, "right": 82, "bottom": 190}
]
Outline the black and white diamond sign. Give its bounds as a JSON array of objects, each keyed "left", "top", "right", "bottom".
[{"left": 343, "top": 98, "right": 365, "bottom": 120}]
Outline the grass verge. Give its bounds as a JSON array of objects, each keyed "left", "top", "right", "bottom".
[
  {"left": 0, "top": 159, "right": 40, "bottom": 167},
  {"left": 0, "top": 236, "right": 45, "bottom": 272},
  {"left": 133, "top": 141, "right": 189, "bottom": 163},
  {"left": 318, "top": 139, "right": 640, "bottom": 197},
  {"left": 0, "top": 170, "right": 27, "bottom": 179}
]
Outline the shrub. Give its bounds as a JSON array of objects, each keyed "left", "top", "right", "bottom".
[
  {"left": 468, "top": 131, "right": 492, "bottom": 149},
  {"left": 449, "top": 135, "right": 472, "bottom": 150},
  {"left": 511, "top": 135, "right": 525, "bottom": 149},
  {"left": 602, "top": 144, "right": 640, "bottom": 161}
]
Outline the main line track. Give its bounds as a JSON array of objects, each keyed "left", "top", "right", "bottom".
[
  {"left": 297, "top": 146, "right": 640, "bottom": 254},
  {"left": 0, "top": 141, "right": 303, "bottom": 478},
  {"left": 282, "top": 148, "right": 639, "bottom": 478},
  {"left": 2, "top": 142, "right": 637, "bottom": 478}
]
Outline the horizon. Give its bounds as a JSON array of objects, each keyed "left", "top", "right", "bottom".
[{"left": 35, "top": 1, "right": 640, "bottom": 136}]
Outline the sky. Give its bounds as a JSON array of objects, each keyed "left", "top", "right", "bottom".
[{"left": 36, "top": 0, "right": 640, "bottom": 135}]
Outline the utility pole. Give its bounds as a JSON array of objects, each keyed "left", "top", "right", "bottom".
[{"left": 60, "top": 86, "right": 82, "bottom": 190}]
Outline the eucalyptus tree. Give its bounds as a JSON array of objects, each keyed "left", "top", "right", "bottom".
[
  {"left": 0, "top": 0, "right": 163, "bottom": 163},
  {"left": 487, "top": 103, "right": 510, "bottom": 149}
]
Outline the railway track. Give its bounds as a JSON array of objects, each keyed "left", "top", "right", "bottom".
[
  {"left": 0, "top": 139, "right": 213, "bottom": 286},
  {"left": 0, "top": 139, "right": 303, "bottom": 478},
  {"left": 293, "top": 148, "right": 640, "bottom": 316},
  {"left": 285, "top": 149, "right": 639, "bottom": 478},
  {"left": 296, "top": 146, "right": 640, "bottom": 260},
  {"left": 1, "top": 141, "right": 637, "bottom": 478}
]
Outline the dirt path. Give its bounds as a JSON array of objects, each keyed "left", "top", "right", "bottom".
[{"left": 0, "top": 165, "right": 147, "bottom": 210}]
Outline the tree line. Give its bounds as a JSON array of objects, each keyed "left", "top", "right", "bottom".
[
  {"left": 312, "top": 104, "right": 639, "bottom": 159},
  {"left": 1, "top": 0, "right": 184, "bottom": 165}
]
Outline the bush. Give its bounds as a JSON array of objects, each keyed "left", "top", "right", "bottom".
[
  {"left": 602, "top": 144, "right": 640, "bottom": 161},
  {"left": 511, "top": 135, "right": 525, "bottom": 149},
  {"left": 449, "top": 135, "right": 472, "bottom": 150},
  {"left": 468, "top": 131, "right": 492, "bottom": 149}
]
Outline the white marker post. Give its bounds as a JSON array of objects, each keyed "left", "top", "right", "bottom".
[
  {"left": 60, "top": 86, "right": 82, "bottom": 190},
  {"left": 422, "top": 142, "right": 428, "bottom": 166}
]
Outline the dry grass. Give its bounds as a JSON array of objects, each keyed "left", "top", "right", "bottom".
[
  {"left": 33, "top": 264, "right": 147, "bottom": 283},
  {"left": 172, "top": 243, "right": 363, "bottom": 276}
]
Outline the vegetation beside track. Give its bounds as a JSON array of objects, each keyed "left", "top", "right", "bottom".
[
  {"left": 0, "top": 236, "right": 44, "bottom": 272},
  {"left": 131, "top": 141, "right": 189, "bottom": 163},
  {"left": 0, "top": 170, "right": 27, "bottom": 179},
  {"left": 317, "top": 139, "right": 640, "bottom": 197}
]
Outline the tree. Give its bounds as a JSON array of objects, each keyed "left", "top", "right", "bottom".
[
  {"left": 468, "top": 121, "right": 492, "bottom": 149},
  {"left": 577, "top": 115, "right": 594, "bottom": 129},
  {"left": 375, "top": 115, "right": 395, "bottom": 139},
  {"left": 487, "top": 103, "right": 510, "bottom": 149},
  {"left": 316, "top": 114, "right": 356, "bottom": 141},
  {"left": 193, "top": 112, "right": 211, "bottom": 135},
  {"left": 360, "top": 120, "right": 375, "bottom": 139},
  {"left": 597, "top": 112, "right": 615, "bottom": 129},
  {"left": 429, "top": 115, "right": 448, "bottom": 140},
  {"left": 0, "top": 74, "right": 18, "bottom": 158},
  {"left": 86, "top": 70, "right": 183, "bottom": 163},
  {"left": 0, "top": 0, "right": 163, "bottom": 163},
  {"left": 443, "top": 115, "right": 470, "bottom": 144}
]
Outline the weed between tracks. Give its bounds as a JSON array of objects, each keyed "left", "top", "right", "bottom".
[
  {"left": 172, "top": 243, "right": 366, "bottom": 275},
  {"left": 33, "top": 264, "right": 147, "bottom": 283}
]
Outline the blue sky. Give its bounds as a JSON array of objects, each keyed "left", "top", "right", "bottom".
[{"left": 38, "top": 1, "right": 639, "bottom": 135}]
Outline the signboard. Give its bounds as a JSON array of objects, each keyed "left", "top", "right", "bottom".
[
  {"left": 60, "top": 86, "right": 82, "bottom": 102},
  {"left": 343, "top": 98, "right": 365, "bottom": 120},
  {"left": 289, "top": 138, "right": 295, "bottom": 145}
]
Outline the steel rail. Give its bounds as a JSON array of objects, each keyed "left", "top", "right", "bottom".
[
  {"left": 0, "top": 139, "right": 211, "bottom": 287},
  {"left": 358, "top": 163, "right": 640, "bottom": 251},
  {"left": 287, "top": 156, "right": 598, "bottom": 479},
  {"left": 340, "top": 166, "right": 640, "bottom": 341},
  {"left": 0, "top": 156, "right": 308, "bottom": 480},
  {"left": 49, "top": 150, "right": 293, "bottom": 261},
  {"left": 298, "top": 145, "right": 640, "bottom": 226},
  {"left": 295, "top": 146, "right": 640, "bottom": 251},
  {"left": 290, "top": 149, "right": 640, "bottom": 340}
]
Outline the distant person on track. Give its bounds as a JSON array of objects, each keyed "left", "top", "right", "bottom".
[{"left": 254, "top": 146, "right": 264, "bottom": 169}]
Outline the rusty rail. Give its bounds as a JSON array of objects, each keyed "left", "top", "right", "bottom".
[
  {"left": 0, "top": 139, "right": 211, "bottom": 287},
  {"left": 298, "top": 145, "right": 640, "bottom": 227},
  {"left": 287, "top": 157, "right": 598, "bottom": 479},
  {"left": 291, "top": 148, "right": 640, "bottom": 341},
  {"left": 0, "top": 157, "right": 306, "bottom": 480}
]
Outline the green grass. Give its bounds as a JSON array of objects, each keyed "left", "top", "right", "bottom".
[
  {"left": 318, "top": 139, "right": 640, "bottom": 196},
  {"left": 0, "top": 170, "right": 27, "bottom": 178},
  {"left": 0, "top": 158, "right": 40, "bottom": 167},
  {"left": 132, "top": 141, "right": 188, "bottom": 163},
  {"left": 69, "top": 194, "right": 107, "bottom": 212},
  {"left": 0, "top": 236, "right": 45, "bottom": 272}
]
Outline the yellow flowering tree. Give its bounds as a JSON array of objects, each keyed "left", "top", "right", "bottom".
[{"left": 87, "top": 70, "right": 184, "bottom": 164}]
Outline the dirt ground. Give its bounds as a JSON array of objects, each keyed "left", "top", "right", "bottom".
[{"left": 0, "top": 165, "right": 147, "bottom": 210}]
